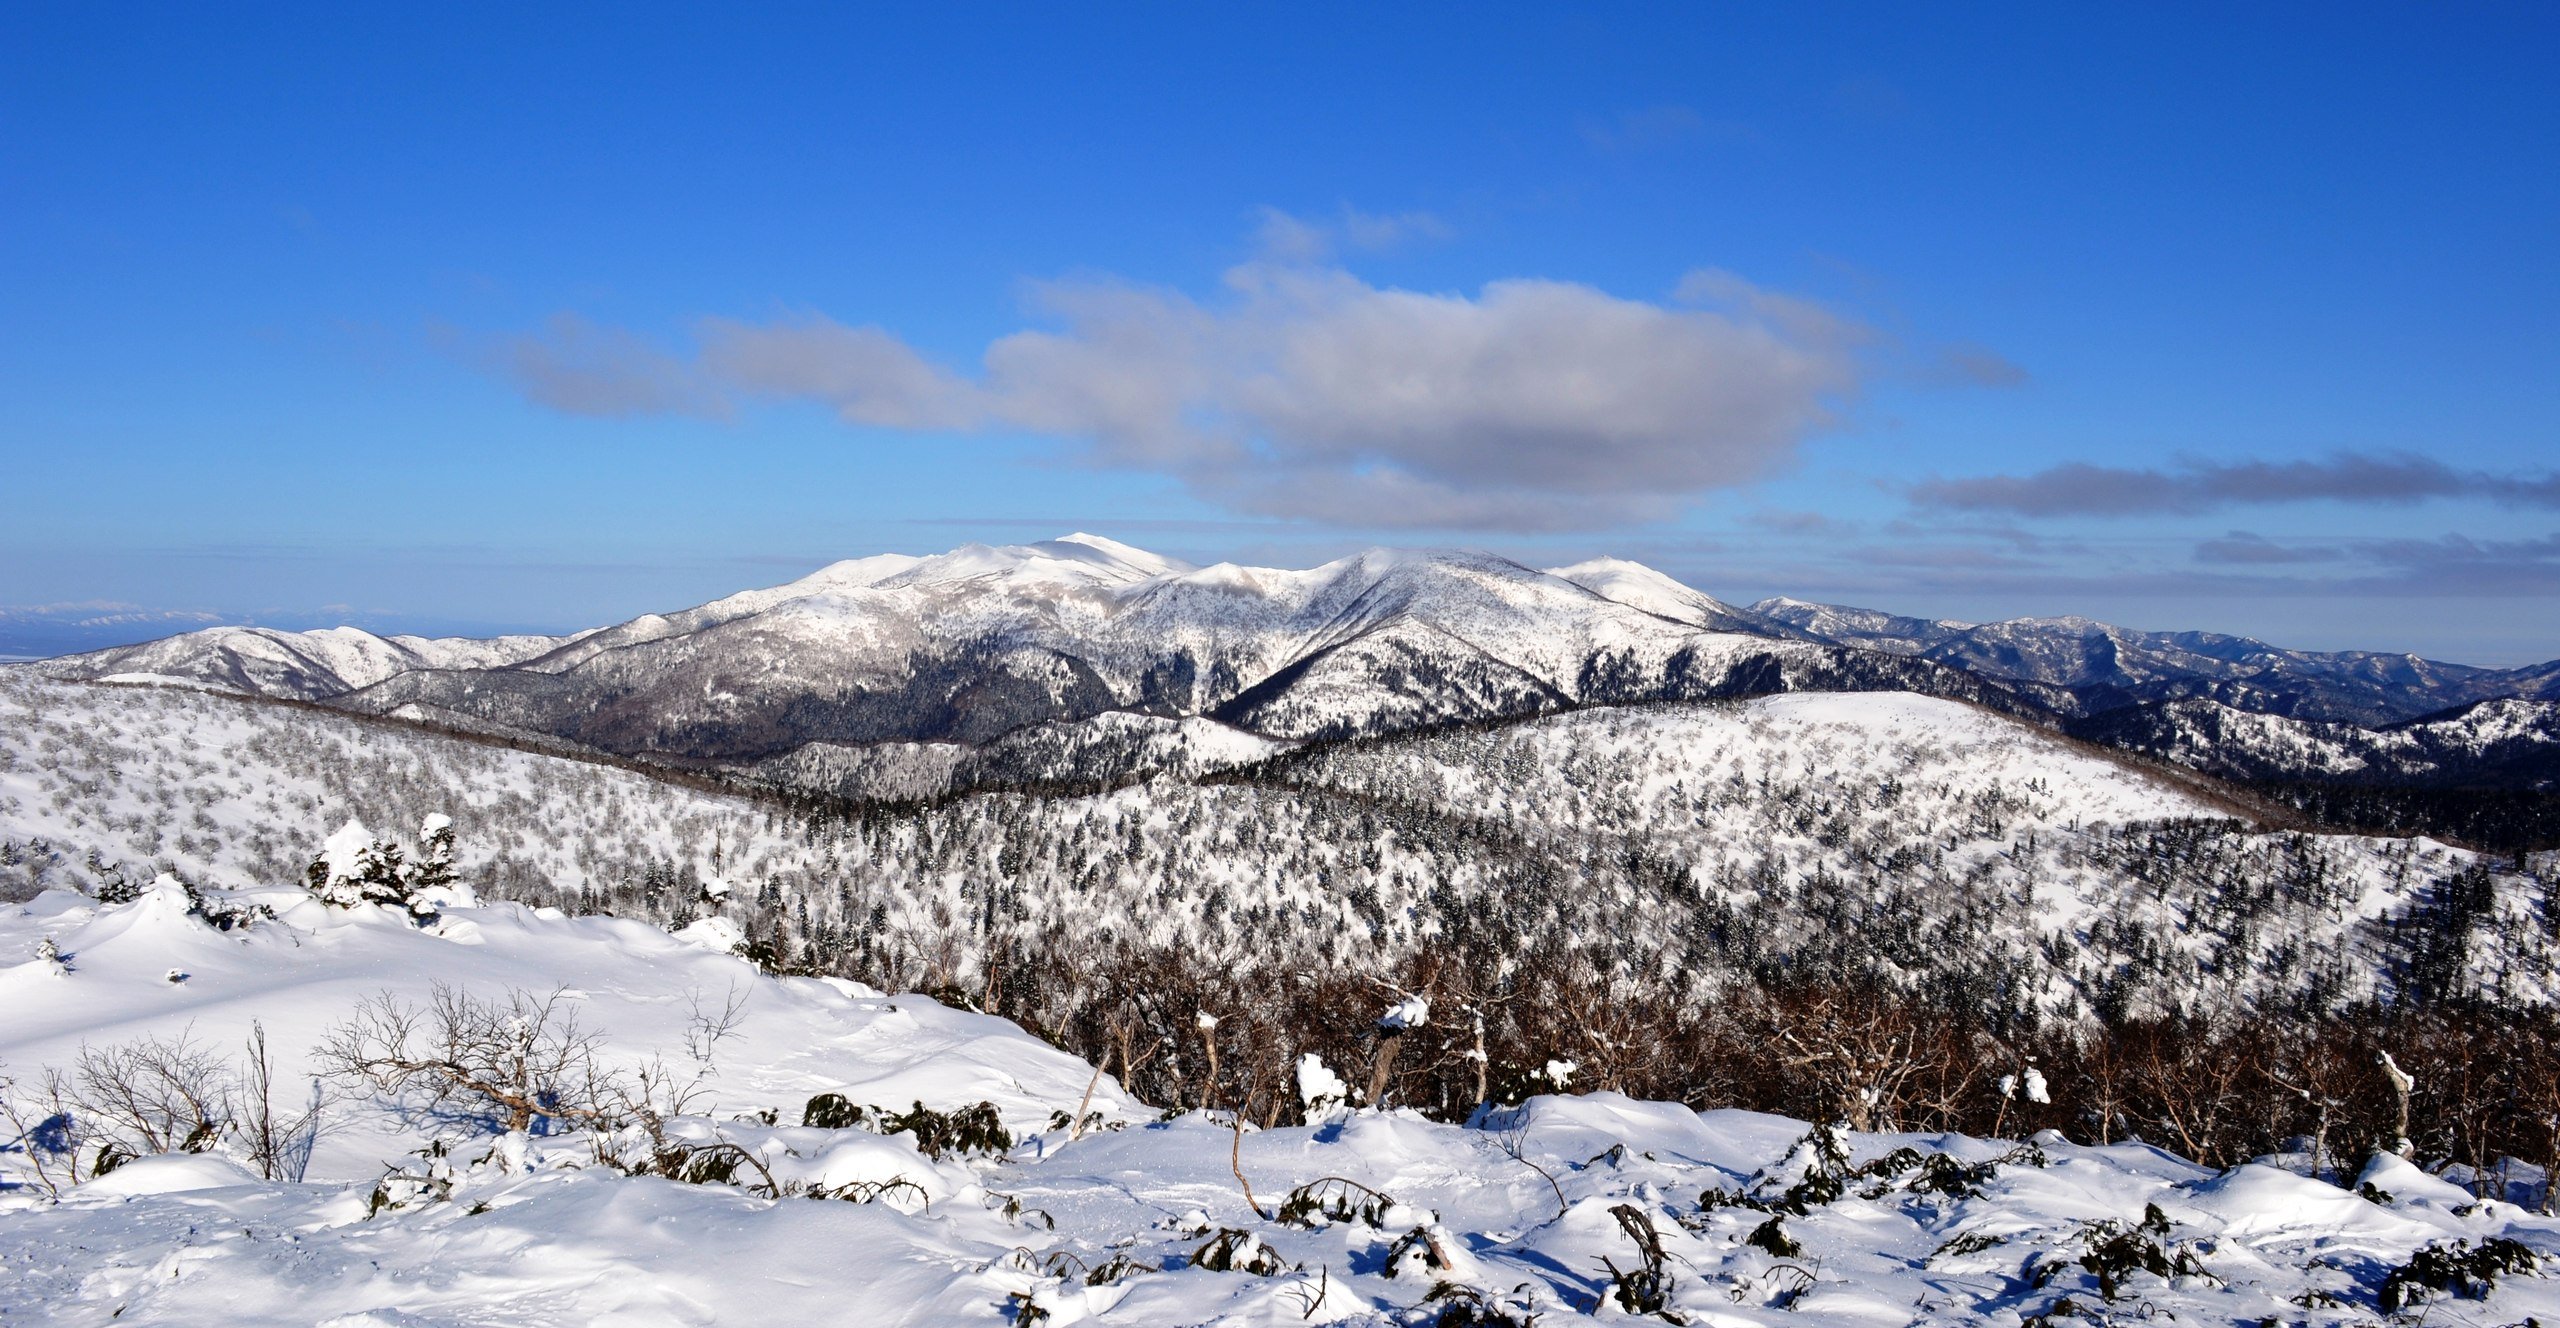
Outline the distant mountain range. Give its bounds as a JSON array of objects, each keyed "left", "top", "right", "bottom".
[
  {"left": 27, "top": 533, "right": 2560, "bottom": 806},
  {"left": 1750, "top": 598, "right": 2560, "bottom": 727}
]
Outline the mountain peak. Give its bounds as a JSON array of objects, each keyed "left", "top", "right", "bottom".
[
  {"left": 1550, "top": 557, "right": 1738, "bottom": 620},
  {"left": 1042, "top": 533, "right": 1194, "bottom": 578},
  {"left": 872, "top": 535, "right": 1190, "bottom": 591}
]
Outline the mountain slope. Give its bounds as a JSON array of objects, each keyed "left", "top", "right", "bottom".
[
  {"left": 10, "top": 672, "right": 2549, "bottom": 1022},
  {"left": 2072, "top": 695, "right": 2560, "bottom": 792}
]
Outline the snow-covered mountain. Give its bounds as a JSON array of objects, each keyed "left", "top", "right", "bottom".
[
  {"left": 39, "top": 535, "right": 2008, "bottom": 765},
  {"left": 1754, "top": 598, "right": 2560, "bottom": 726},
  {"left": 30, "top": 536, "right": 2560, "bottom": 806},
  {"left": 2074, "top": 695, "right": 2560, "bottom": 792},
  {"left": 56, "top": 624, "right": 586, "bottom": 700}
]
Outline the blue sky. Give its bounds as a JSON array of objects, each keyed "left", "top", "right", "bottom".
[{"left": 5, "top": 3, "right": 2556, "bottom": 662}]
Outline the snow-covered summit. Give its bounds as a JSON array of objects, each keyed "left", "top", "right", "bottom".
[
  {"left": 1549, "top": 556, "right": 1795, "bottom": 635},
  {"left": 26, "top": 535, "right": 2560, "bottom": 785}
]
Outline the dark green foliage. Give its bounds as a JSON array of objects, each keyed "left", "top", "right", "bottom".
[
  {"left": 2078, "top": 1208, "right": 2206, "bottom": 1302},
  {"left": 2378, "top": 1237, "right": 2540, "bottom": 1310},
  {"left": 795, "top": 1094, "right": 1011, "bottom": 1158},
  {"left": 1774, "top": 1166, "right": 1842, "bottom": 1215},
  {"left": 412, "top": 819, "right": 458, "bottom": 893},
  {"left": 93, "top": 862, "right": 141, "bottom": 905},
  {"left": 1929, "top": 1231, "right": 2006, "bottom": 1262},
  {"left": 1906, "top": 1152, "right": 1996, "bottom": 1199},
  {"left": 879, "top": 1099, "right": 1011, "bottom": 1160},
  {"left": 1746, "top": 1216, "right": 1800, "bottom": 1257},
  {"left": 802, "top": 1092, "right": 865, "bottom": 1129},
  {"left": 2244, "top": 781, "right": 2560, "bottom": 856},
  {"left": 1076, "top": 1253, "right": 1157, "bottom": 1285},
  {"left": 2020, "top": 1295, "right": 2081, "bottom": 1328},
  {"left": 1423, "top": 1283, "right": 1539, "bottom": 1327},
  {"left": 1845, "top": 1144, "right": 1994, "bottom": 1201},
  {"left": 1852, "top": 1146, "right": 1923, "bottom": 1180},
  {"left": 1764, "top": 1123, "right": 1853, "bottom": 1214}
]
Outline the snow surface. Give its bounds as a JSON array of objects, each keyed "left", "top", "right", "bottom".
[{"left": 2, "top": 885, "right": 2554, "bottom": 1326}]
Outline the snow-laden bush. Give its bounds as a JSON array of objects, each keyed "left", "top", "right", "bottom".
[
  {"left": 2378, "top": 1237, "right": 2541, "bottom": 1310},
  {"left": 303, "top": 815, "right": 463, "bottom": 924},
  {"left": 1189, "top": 1227, "right": 1289, "bottom": 1276},
  {"left": 1295, "top": 1053, "right": 1347, "bottom": 1118}
]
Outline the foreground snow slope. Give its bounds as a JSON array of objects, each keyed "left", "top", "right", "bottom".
[
  {"left": 0, "top": 883, "right": 1144, "bottom": 1179},
  {"left": 2, "top": 886, "right": 2555, "bottom": 1327}
]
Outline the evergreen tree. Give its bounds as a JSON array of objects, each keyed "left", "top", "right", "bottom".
[{"left": 411, "top": 813, "right": 458, "bottom": 893}]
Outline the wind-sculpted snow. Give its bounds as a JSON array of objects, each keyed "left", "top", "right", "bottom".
[
  {"left": 2, "top": 883, "right": 2556, "bottom": 1326},
  {"left": 0, "top": 884, "right": 1145, "bottom": 1169}
]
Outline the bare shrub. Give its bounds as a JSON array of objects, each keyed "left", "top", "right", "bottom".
[
  {"left": 0, "top": 1065, "right": 80, "bottom": 1197},
  {"left": 71, "top": 1029, "right": 231, "bottom": 1163},
  {"left": 320, "top": 984, "right": 623, "bottom": 1134},
  {"left": 234, "top": 1021, "right": 328, "bottom": 1181}
]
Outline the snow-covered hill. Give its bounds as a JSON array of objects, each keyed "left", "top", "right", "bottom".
[
  {"left": 57, "top": 624, "right": 584, "bottom": 701},
  {"left": 8, "top": 673, "right": 2550, "bottom": 1024},
  {"left": 0, "top": 671, "right": 814, "bottom": 903}
]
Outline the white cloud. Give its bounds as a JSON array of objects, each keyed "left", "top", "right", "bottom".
[
  {"left": 698, "top": 315, "right": 979, "bottom": 429},
  {"left": 493, "top": 249, "right": 1867, "bottom": 531}
]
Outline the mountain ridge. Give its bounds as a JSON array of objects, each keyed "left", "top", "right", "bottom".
[{"left": 26, "top": 535, "right": 2560, "bottom": 804}]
